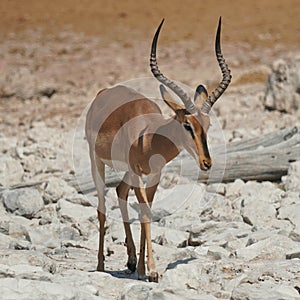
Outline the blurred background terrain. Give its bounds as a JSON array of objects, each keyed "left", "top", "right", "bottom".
[
  {"left": 0, "top": 0, "right": 299, "bottom": 46},
  {"left": 0, "top": 0, "right": 299, "bottom": 134}
]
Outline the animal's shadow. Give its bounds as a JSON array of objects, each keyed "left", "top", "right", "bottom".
[{"left": 88, "top": 257, "right": 196, "bottom": 281}]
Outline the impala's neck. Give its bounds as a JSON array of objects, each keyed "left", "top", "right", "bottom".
[{"left": 151, "top": 116, "right": 184, "bottom": 163}]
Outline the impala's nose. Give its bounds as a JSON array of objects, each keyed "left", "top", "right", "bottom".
[{"left": 201, "top": 159, "right": 211, "bottom": 171}]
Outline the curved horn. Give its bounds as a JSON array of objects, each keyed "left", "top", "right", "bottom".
[
  {"left": 201, "top": 17, "right": 232, "bottom": 114},
  {"left": 150, "top": 19, "right": 197, "bottom": 114}
]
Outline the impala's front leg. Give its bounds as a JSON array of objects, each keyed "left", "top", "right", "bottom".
[
  {"left": 132, "top": 175, "right": 158, "bottom": 282},
  {"left": 137, "top": 173, "right": 160, "bottom": 281}
]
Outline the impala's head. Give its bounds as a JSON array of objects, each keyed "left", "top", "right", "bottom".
[
  {"left": 150, "top": 17, "right": 231, "bottom": 171},
  {"left": 159, "top": 84, "right": 212, "bottom": 170}
]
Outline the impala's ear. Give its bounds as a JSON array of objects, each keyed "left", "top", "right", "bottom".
[
  {"left": 194, "top": 84, "right": 208, "bottom": 109},
  {"left": 160, "top": 85, "right": 185, "bottom": 112}
]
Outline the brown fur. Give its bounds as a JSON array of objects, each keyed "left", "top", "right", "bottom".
[{"left": 85, "top": 85, "right": 212, "bottom": 282}]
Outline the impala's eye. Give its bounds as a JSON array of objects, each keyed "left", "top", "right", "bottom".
[
  {"left": 183, "top": 122, "right": 195, "bottom": 139},
  {"left": 183, "top": 122, "right": 191, "bottom": 130}
]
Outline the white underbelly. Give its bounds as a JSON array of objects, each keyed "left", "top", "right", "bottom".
[{"left": 101, "top": 159, "right": 129, "bottom": 172}]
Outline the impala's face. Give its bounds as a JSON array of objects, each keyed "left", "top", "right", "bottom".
[
  {"left": 182, "top": 112, "right": 212, "bottom": 171},
  {"left": 160, "top": 84, "right": 213, "bottom": 171}
]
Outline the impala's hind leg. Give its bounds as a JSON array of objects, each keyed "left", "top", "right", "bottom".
[
  {"left": 90, "top": 153, "right": 106, "bottom": 272},
  {"left": 116, "top": 172, "right": 137, "bottom": 272}
]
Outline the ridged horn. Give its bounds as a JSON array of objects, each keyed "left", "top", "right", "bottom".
[
  {"left": 201, "top": 17, "right": 232, "bottom": 114},
  {"left": 150, "top": 19, "right": 197, "bottom": 114}
]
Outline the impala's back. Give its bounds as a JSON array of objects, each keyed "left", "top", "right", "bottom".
[{"left": 85, "top": 85, "right": 163, "bottom": 171}]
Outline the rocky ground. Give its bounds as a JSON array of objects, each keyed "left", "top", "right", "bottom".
[{"left": 1, "top": 1, "right": 300, "bottom": 299}]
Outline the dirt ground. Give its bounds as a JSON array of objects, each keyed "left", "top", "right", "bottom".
[
  {"left": 1, "top": 0, "right": 300, "bottom": 46},
  {"left": 0, "top": 1, "right": 299, "bottom": 133}
]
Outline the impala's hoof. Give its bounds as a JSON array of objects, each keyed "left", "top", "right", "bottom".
[
  {"left": 138, "top": 274, "right": 147, "bottom": 281},
  {"left": 127, "top": 256, "right": 137, "bottom": 273},
  {"left": 148, "top": 271, "right": 159, "bottom": 283}
]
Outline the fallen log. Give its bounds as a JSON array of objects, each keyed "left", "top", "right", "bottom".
[
  {"left": 198, "top": 126, "right": 300, "bottom": 183},
  {"left": 65, "top": 126, "right": 300, "bottom": 193},
  {"left": 0, "top": 180, "right": 45, "bottom": 193}
]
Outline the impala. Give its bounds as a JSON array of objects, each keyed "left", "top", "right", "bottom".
[{"left": 85, "top": 17, "right": 231, "bottom": 282}]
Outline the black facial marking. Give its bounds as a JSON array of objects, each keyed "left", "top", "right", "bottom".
[
  {"left": 184, "top": 122, "right": 195, "bottom": 139},
  {"left": 201, "top": 131, "right": 210, "bottom": 157}
]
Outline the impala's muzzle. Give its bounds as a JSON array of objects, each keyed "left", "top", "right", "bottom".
[{"left": 200, "top": 158, "right": 212, "bottom": 171}]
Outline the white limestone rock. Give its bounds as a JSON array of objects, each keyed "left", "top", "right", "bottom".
[
  {"left": 1, "top": 188, "right": 44, "bottom": 218},
  {"left": 0, "top": 232, "right": 13, "bottom": 248},
  {"left": 0, "top": 156, "right": 24, "bottom": 187},
  {"left": 57, "top": 199, "right": 96, "bottom": 223},
  {"left": 225, "top": 179, "right": 246, "bottom": 199},
  {"left": 231, "top": 282, "right": 300, "bottom": 300},
  {"left": 151, "top": 183, "right": 207, "bottom": 222},
  {"left": 27, "top": 223, "right": 80, "bottom": 249},
  {"left": 264, "top": 57, "right": 300, "bottom": 113},
  {"left": 153, "top": 227, "right": 189, "bottom": 248},
  {"left": 236, "top": 234, "right": 299, "bottom": 261},
  {"left": 278, "top": 203, "right": 300, "bottom": 242},
  {"left": 0, "top": 278, "right": 99, "bottom": 300},
  {"left": 238, "top": 181, "right": 284, "bottom": 228},
  {"left": 0, "top": 135, "right": 17, "bottom": 154},
  {"left": 43, "top": 177, "right": 77, "bottom": 203},
  {"left": 284, "top": 160, "right": 300, "bottom": 193}
]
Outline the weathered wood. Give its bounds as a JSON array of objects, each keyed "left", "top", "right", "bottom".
[
  {"left": 225, "top": 126, "right": 299, "bottom": 153},
  {"left": 0, "top": 180, "right": 45, "bottom": 193},
  {"left": 202, "top": 126, "right": 300, "bottom": 182},
  {"left": 65, "top": 126, "right": 300, "bottom": 193}
]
